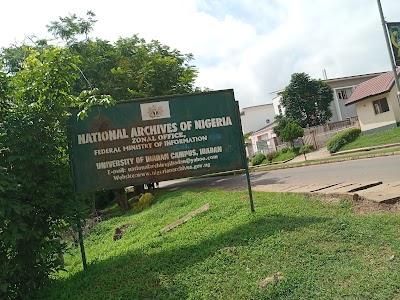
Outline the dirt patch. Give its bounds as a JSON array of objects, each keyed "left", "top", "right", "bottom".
[
  {"left": 354, "top": 201, "right": 400, "bottom": 215},
  {"left": 219, "top": 246, "right": 238, "bottom": 254},
  {"left": 310, "top": 194, "right": 343, "bottom": 205},
  {"left": 311, "top": 194, "right": 400, "bottom": 214},
  {"left": 113, "top": 223, "right": 133, "bottom": 241},
  {"left": 258, "top": 272, "right": 284, "bottom": 288}
]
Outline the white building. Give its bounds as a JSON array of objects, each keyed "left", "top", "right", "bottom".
[
  {"left": 240, "top": 103, "right": 276, "bottom": 134},
  {"left": 248, "top": 121, "right": 280, "bottom": 156},
  {"left": 272, "top": 96, "right": 285, "bottom": 116},
  {"left": 271, "top": 72, "right": 385, "bottom": 123}
]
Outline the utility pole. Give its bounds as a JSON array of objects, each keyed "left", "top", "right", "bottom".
[{"left": 376, "top": 0, "right": 400, "bottom": 104}]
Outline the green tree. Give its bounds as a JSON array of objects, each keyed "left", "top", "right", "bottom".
[
  {"left": 0, "top": 39, "right": 50, "bottom": 74},
  {"left": 280, "top": 122, "right": 304, "bottom": 147},
  {"left": 46, "top": 12, "right": 198, "bottom": 101},
  {"left": 69, "top": 38, "right": 118, "bottom": 93},
  {"left": 109, "top": 36, "right": 198, "bottom": 100},
  {"left": 46, "top": 10, "right": 97, "bottom": 44},
  {"left": 243, "top": 131, "right": 253, "bottom": 147},
  {"left": 45, "top": 11, "right": 116, "bottom": 94},
  {"left": 273, "top": 115, "right": 298, "bottom": 137},
  {"left": 281, "top": 72, "right": 333, "bottom": 127},
  {"left": 0, "top": 65, "right": 8, "bottom": 100},
  {"left": 0, "top": 46, "right": 114, "bottom": 299}
]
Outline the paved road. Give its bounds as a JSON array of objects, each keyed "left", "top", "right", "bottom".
[
  {"left": 252, "top": 155, "right": 400, "bottom": 185},
  {"left": 161, "top": 155, "right": 400, "bottom": 191}
]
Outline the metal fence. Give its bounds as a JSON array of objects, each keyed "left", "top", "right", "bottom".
[{"left": 250, "top": 117, "right": 360, "bottom": 154}]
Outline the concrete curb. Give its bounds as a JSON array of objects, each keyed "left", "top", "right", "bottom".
[
  {"left": 252, "top": 150, "right": 400, "bottom": 172},
  {"left": 331, "top": 143, "right": 400, "bottom": 156}
]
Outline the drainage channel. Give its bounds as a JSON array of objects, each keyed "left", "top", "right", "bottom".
[{"left": 348, "top": 181, "right": 383, "bottom": 193}]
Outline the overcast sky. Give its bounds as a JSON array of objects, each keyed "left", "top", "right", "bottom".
[{"left": 1, "top": 0, "right": 398, "bottom": 108}]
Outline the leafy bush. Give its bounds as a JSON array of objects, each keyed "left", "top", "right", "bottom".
[
  {"left": 272, "top": 150, "right": 296, "bottom": 162},
  {"left": 261, "top": 158, "right": 270, "bottom": 164},
  {"left": 327, "top": 128, "right": 361, "bottom": 153},
  {"left": 339, "top": 126, "right": 400, "bottom": 151},
  {"left": 132, "top": 193, "right": 155, "bottom": 212},
  {"left": 0, "top": 48, "right": 90, "bottom": 300},
  {"left": 251, "top": 153, "right": 266, "bottom": 166},
  {"left": 266, "top": 151, "right": 277, "bottom": 162},
  {"left": 292, "top": 146, "right": 301, "bottom": 155},
  {"left": 280, "top": 147, "right": 289, "bottom": 153},
  {"left": 299, "top": 144, "right": 313, "bottom": 154}
]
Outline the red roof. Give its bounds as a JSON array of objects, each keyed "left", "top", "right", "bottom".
[{"left": 345, "top": 70, "right": 399, "bottom": 106}]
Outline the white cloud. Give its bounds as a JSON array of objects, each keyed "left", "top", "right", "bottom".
[{"left": 1, "top": 0, "right": 399, "bottom": 108}]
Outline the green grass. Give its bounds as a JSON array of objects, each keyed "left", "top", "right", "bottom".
[
  {"left": 39, "top": 190, "right": 400, "bottom": 300},
  {"left": 339, "top": 126, "right": 400, "bottom": 152},
  {"left": 259, "top": 149, "right": 297, "bottom": 165},
  {"left": 272, "top": 150, "right": 296, "bottom": 162}
]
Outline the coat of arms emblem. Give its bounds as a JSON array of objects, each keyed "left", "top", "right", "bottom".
[
  {"left": 140, "top": 101, "right": 170, "bottom": 121},
  {"left": 147, "top": 104, "right": 164, "bottom": 118}
]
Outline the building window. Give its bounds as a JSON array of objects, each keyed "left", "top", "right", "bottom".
[
  {"left": 373, "top": 98, "right": 389, "bottom": 115},
  {"left": 337, "top": 89, "right": 348, "bottom": 100},
  {"left": 278, "top": 104, "right": 282, "bottom": 115}
]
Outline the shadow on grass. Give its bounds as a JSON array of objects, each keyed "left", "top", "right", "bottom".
[{"left": 42, "top": 213, "right": 328, "bottom": 300}]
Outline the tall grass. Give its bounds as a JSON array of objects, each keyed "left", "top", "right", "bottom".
[{"left": 39, "top": 190, "right": 400, "bottom": 300}]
